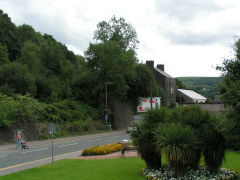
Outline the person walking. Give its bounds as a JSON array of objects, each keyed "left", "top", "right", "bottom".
[{"left": 16, "top": 131, "right": 22, "bottom": 149}]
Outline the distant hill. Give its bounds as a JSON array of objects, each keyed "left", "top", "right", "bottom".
[{"left": 176, "top": 77, "right": 220, "bottom": 99}]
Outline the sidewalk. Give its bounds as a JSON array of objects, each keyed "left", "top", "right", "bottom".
[{"left": 0, "top": 130, "right": 125, "bottom": 152}]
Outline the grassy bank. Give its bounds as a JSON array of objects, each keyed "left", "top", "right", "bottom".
[{"left": 0, "top": 151, "right": 239, "bottom": 180}]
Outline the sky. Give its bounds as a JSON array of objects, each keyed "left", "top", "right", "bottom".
[{"left": 1, "top": 0, "right": 240, "bottom": 77}]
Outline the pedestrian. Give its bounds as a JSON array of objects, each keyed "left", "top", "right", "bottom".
[{"left": 16, "top": 131, "right": 22, "bottom": 149}]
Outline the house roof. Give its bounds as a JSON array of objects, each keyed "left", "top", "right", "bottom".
[
  {"left": 154, "top": 67, "right": 174, "bottom": 79},
  {"left": 177, "top": 89, "right": 207, "bottom": 100}
]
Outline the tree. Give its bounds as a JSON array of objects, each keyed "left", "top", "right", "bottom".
[
  {"left": 127, "top": 63, "right": 165, "bottom": 105},
  {"left": 176, "top": 78, "right": 185, "bottom": 89},
  {"left": 217, "top": 37, "right": 240, "bottom": 150},
  {"left": 217, "top": 38, "right": 240, "bottom": 113},
  {"left": 16, "top": 24, "right": 42, "bottom": 46},
  {"left": 85, "top": 16, "right": 141, "bottom": 106},
  {"left": 0, "top": 62, "right": 36, "bottom": 96},
  {"left": 18, "top": 41, "right": 42, "bottom": 71},
  {"left": 0, "top": 43, "right": 10, "bottom": 65},
  {"left": 85, "top": 40, "right": 137, "bottom": 102},
  {"left": 94, "top": 16, "right": 139, "bottom": 50}
]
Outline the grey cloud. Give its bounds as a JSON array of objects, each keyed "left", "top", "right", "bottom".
[
  {"left": 19, "top": 13, "right": 92, "bottom": 51},
  {"left": 165, "top": 30, "right": 238, "bottom": 46},
  {"left": 154, "top": 0, "right": 223, "bottom": 21}
]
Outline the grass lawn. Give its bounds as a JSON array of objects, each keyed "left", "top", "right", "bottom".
[
  {"left": 222, "top": 151, "right": 240, "bottom": 174},
  {"left": 0, "top": 158, "right": 146, "bottom": 180},
  {"left": 0, "top": 151, "right": 239, "bottom": 180}
]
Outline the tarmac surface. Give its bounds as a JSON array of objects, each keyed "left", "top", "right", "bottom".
[{"left": 0, "top": 130, "right": 129, "bottom": 175}]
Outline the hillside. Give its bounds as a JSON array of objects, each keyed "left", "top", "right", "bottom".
[{"left": 177, "top": 77, "right": 220, "bottom": 99}]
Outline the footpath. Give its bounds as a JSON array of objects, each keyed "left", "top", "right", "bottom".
[{"left": 0, "top": 130, "right": 124, "bottom": 152}]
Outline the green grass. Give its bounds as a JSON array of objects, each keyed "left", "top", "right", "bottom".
[
  {"left": 0, "top": 158, "right": 146, "bottom": 180},
  {"left": 222, "top": 151, "right": 240, "bottom": 173},
  {"left": 0, "top": 151, "right": 239, "bottom": 180}
]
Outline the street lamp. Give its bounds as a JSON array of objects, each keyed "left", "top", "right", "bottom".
[
  {"left": 105, "top": 82, "right": 113, "bottom": 110},
  {"left": 105, "top": 82, "right": 113, "bottom": 125}
]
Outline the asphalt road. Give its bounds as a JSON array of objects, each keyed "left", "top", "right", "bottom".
[{"left": 0, "top": 131, "right": 130, "bottom": 175}]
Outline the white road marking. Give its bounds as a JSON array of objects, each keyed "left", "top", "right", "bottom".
[
  {"left": 58, "top": 143, "right": 78, "bottom": 148},
  {"left": 21, "top": 148, "right": 48, "bottom": 154},
  {"left": 0, "top": 155, "right": 8, "bottom": 158},
  {"left": 86, "top": 139, "right": 102, "bottom": 143}
]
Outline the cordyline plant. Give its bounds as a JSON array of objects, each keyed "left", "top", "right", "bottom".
[{"left": 131, "top": 106, "right": 226, "bottom": 178}]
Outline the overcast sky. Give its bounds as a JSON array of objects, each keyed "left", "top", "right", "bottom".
[{"left": 1, "top": 0, "right": 240, "bottom": 77}]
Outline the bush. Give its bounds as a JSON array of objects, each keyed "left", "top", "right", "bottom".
[
  {"left": 82, "top": 143, "right": 122, "bottom": 156},
  {"left": 132, "top": 108, "right": 171, "bottom": 169},
  {"left": 0, "top": 94, "right": 104, "bottom": 139},
  {"left": 201, "top": 125, "right": 226, "bottom": 173},
  {"left": 154, "top": 123, "right": 200, "bottom": 177},
  {"left": 132, "top": 106, "right": 226, "bottom": 178}
]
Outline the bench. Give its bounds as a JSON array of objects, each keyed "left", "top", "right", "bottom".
[{"left": 121, "top": 146, "right": 138, "bottom": 157}]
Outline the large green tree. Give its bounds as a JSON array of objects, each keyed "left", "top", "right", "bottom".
[
  {"left": 85, "top": 16, "right": 139, "bottom": 106},
  {"left": 85, "top": 16, "right": 165, "bottom": 107},
  {"left": 94, "top": 16, "right": 139, "bottom": 51},
  {"left": 217, "top": 37, "right": 240, "bottom": 150}
]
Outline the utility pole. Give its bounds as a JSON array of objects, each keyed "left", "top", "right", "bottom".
[
  {"left": 105, "top": 82, "right": 108, "bottom": 109},
  {"left": 105, "top": 82, "right": 113, "bottom": 126},
  {"left": 150, "top": 81, "right": 153, "bottom": 110}
]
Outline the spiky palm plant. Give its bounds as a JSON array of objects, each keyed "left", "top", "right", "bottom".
[
  {"left": 154, "top": 123, "right": 200, "bottom": 177},
  {"left": 131, "top": 108, "right": 170, "bottom": 169},
  {"left": 201, "top": 125, "right": 226, "bottom": 173},
  {"left": 131, "top": 123, "right": 161, "bottom": 169}
]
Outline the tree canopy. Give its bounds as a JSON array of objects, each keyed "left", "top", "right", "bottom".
[
  {"left": 94, "top": 16, "right": 139, "bottom": 51},
  {"left": 217, "top": 36, "right": 240, "bottom": 150},
  {"left": 85, "top": 16, "right": 163, "bottom": 107}
]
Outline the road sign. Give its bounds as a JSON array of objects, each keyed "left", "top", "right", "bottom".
[
  {"left": 49, "top": 123, "right": 56, "bottom": 134},
  {"left": 104, "top": 114, "right": 108, "bottom": 121}
]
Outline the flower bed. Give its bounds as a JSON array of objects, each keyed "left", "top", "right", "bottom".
[
  {"left": 82, "top": 143, "right": 122, "bottom": 156},
  {"left": 141, "top": 166, "right": 238, "bottom": 180}
]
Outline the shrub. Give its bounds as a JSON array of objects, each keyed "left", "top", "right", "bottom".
[
  {"left": 154, "top": 123, "right": 200, "bottom": 177},
  {"left": 82, "top": 143, "right": 122, "bottom": 156},
  {"left": 201, "top": 125, "right": 226, "bottom": 173},
  {"left": 132, "top": 108, "right": 171, "bottom": 169},
  {"left": 132, "top": 106, "right": 226, "bottom": 178}
]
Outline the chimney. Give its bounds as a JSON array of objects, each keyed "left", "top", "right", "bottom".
[
  {"left": 157, "top": 64, "right": 164, "bottom": 71},
  {"left": 146, "top": 60, "right": 154, "bottom": 69}
]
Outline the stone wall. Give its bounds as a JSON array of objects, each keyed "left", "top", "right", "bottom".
[
  {"left": 179, "top": 103, "right": 226, "bottom": 116},
  {"left": 0, "top": 121, "right": 46, "bottom": 144}
]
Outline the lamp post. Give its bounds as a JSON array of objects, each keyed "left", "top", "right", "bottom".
[
  {"left": 105, "top": 82, "right": 113, "bottom": 126},
  {"left": 105, "top": 82, "right": 113, "bottom": 110}
]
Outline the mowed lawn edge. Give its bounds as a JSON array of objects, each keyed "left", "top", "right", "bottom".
[{"left": 0, "top": 151, "right": 239, "bottom": 180}]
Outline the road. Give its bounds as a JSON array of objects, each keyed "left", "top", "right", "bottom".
[{"left": 0, "top": 131, "right": 130, "bottom": 175}]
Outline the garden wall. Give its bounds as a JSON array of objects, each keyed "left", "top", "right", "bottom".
[
  {"left": 179, "top": 103, "right": 227, "bottom": 115},
  {"left": 0, "top": 121, "right": 46, "bottom": 144}
]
